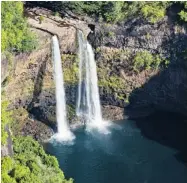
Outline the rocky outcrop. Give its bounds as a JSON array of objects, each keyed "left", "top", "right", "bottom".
[
  {"left": 1, "top": 126, "right": 13, "bottom": 157},
  {"left": 126, "top": 65, "right": 187, "bottom": 118},
  {"left": 22, "top": 118, "right": 54, "bottom": 142},
  {"left": 88, "top": 17, "right": 187, "bottom": 118},
  {"left": 26, "top": 7, "right": 91, "bottom": 53}
]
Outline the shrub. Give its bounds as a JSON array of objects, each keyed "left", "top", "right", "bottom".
[
  {"left": 62, "top": 2, "right": 125, "bottom": 23},
  {"left": 54, "top": 12, "right": 60, "bottom": 16},
  {"left": 61, "top": 54, "right": 79, "bottom": 84},
  {"left": 1, "top": 136, "right": 73, "bottom": 183},
  {"left": 39, "top": 15, "right": 44, "bottom": 24},
  {"left": 107, "top": 31, "right": 115, "bottom": 38},
  {"left": 141, "top": 3, "right": 166, "bottom": 23},
  {"left": 133, "top": 51, "right": 154, "bottom": 71},
  {"left": 103, "top": 2, "right": 124, "bottom": 23},
  {"left": 1, "top": 173, "right": 17, "bottom": 183},
  {"left": 63, "top": 1, "right": 170, "bottom": 23},
  {"left": 179, "top": 10, "right": 187, "bottom": 22},
  {"left": 28, "top": 2, "right": 184, "bottom": 24},
  {"left": 13, "top": 136, "right": 42, "bottom": 155},
  {"left": 98, "top": 68, "right": 125, "bottom": 90},
  {"left": 133, "top": 51, "right": 166, "bottom": 72},
  {"left": 1, "top": 157, "right": 14, "bottom": 172},
  {"left": 13, "top": 164, "right": 30, "bottom": 179},
  {"left": 178, "top": 2, "right": 187, "bottom": 22},
  {"left": 1, "top": 1, "right": 37, "bottom": 53}
]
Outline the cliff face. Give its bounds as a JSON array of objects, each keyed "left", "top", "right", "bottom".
[
  {"left": 2, "top": 7, "right": 187, "bottom": 139},
  {"left": 1, "top": 126, "right": 13, "bottom": 157},
  {"left": 88, "top": 16, "right": 187, "bottom": 117}
]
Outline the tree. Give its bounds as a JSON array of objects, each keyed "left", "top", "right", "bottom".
[
  {"left": 1, "top": 1, "right": 37, "bottom": 53},
  {"left": 178, "top": 2, "right": 187, "bottom": 22}
]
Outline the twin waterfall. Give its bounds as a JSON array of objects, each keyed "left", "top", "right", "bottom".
[
  {"left": 76, "top": 31, "right": 103, "bottom": 125},
  {"left": 52, "top": 31, "right": 106, "bottom": 141},
  {"left": 52, "top": 36, "right": 74, "bottom": 141}
]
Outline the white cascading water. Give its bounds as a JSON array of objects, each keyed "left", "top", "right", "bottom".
[
  {"left": 52, "top": 35, "right": 75, "bottom": 141},
  {"left": 76, "top": 31, "right": 109, "bottom": 132}
]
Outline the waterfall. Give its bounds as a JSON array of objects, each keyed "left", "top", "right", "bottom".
[
  {"left": 52, "top": 35, "right": 75, "bottom": 141},
  {"left": 76, "top": 31, "right": 104, "bottom": 128}
]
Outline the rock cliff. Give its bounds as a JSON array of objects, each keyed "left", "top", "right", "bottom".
[{"left": 2, "top": 6, "right": 187, "bottom": 140}]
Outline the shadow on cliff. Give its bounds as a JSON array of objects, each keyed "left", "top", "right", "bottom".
[
  {"left": 125, "top": 30, "right": 187, "bottom": 166},
  {"left": 135, "top": 111, "right": 187, "bottom": 167},
  {"left": 27, "top": 57, "right": 57, "bottom": 131}
]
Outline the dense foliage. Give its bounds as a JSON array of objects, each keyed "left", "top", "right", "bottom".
[
  {"left": 47, "top": 1, "right": 186, "bottom": 23},
  {"left": 26, "top": 2, "right": 187, "bottom": 24},
  {"left": 133, "top": 51, "right": 169, "bottom": 72},
  {"left": 178, "top": 2, "right": 187, "bottom": 22},
  {"left": 1, "top": 136, "right": 73, "bottom": 183},
  {"left": 140, "top": 2, "right": 169, "bottom": 23},
  {"left": 1, "top": 100, "right": 73, "bottom": 183},
  {"left": 1, "top": 1, "right": 37, "bottom": 52}
]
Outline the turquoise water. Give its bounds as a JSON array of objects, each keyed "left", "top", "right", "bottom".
[{"left": 45, "top": 120, "right": 187, "bottom": 183}]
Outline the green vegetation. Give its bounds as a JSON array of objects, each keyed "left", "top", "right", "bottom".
[
  {"left": 133, "top": 51, "right": 169, "bottom": 72},
  {"left": 179, "top": 10, "right": 187, "bottom": 22},
  {"left": 97, "top": 68, "right": 125, "bottom": 90},
  {"left": 61, "top": 54, "right": 79, "bottom": 84},
  {"left": 1, "top": 1, "right": 37, "bottom": 53},
  {"left": 97, "top": 68, "right": 131, "bottom": 103},
  {"left": 61, "top": 2, "right": 171, "bottom": 23},
  {"left": 99, "top": 75, "right": 125, "bottom": 90},
  {"left": 64, "top": 2, "right": 105, "bottom": 17},
  {"left": 27, "top": 1, "right": 187, "bottom": 24},
  {"left": 63, "top": 1, "right": 126, "bottom": 22},
  {"left": 67, "top": 105, "right": 76, "bottom": 121},
  {"left": 100, "top": 48, "right": 131, "bottom": 62},
  {"left": 116, "top": 93, "right": 129, "bottom": 103},
  {"left": 2, "top": 136, "right": 73, "bottom": 183},
  {"left": 116, "top": 93, "right": 126, "bottom": 102},
  {"left": 141, "top": 2, "right": 167, "bottom": 23},
  {"left": 146, "top": 33, "right": 151, "bottom": 40},
  {"left": 103, "top": 2, "right": 124, "bottom": 23},
  {"left": 107, "top": 31, "right": 115, "bottom": 38},
  {"left": 178, "top": 2, "right": 187, "bottom": 22},
  {"left": 39, "top": 15, "right": 44, "bottom": 24},
  {"left": 133, "top": 51, "right": 154, "bottom": 71},
  {"left": 64, "top": 1, "right": 187, "bottom": 23},
  {"left": 11, "top": 108, "right": 29, "bottom": 136},
  {"left": 1, "top": 98, "right": 73, "bottom": 183},
  {"left": 54, "top": 12, "right": 60, "bottom": 17}
]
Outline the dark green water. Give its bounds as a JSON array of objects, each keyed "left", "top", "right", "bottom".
[{"left": 45, "top": 119, "right": 187, "bottom": 183}]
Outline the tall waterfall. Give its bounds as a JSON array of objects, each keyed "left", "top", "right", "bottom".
[
  {"left": 76, "top": 31, "right": 103, "bottom": 127},
  {"left": 52, "top": 35, "right": 75, "bottom": 141}
]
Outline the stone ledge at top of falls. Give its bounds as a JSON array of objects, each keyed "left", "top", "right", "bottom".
[{"left": 26, "top": 7, "right": 91, "bottom": 53}]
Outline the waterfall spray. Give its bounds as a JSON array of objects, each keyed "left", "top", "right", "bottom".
[{"left": 76, "top": 31, "right": 109, "bottom": 132}]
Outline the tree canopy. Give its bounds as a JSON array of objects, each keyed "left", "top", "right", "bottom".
[{"left": 1, "top": 1, "right": 37, "bottom": 53}]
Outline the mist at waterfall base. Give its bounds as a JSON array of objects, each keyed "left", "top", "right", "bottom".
[
  {"left": 45, "top": 116, "right": 187, "bottom": 183},
  {"left": 76, "top": 31, "right": 110, "bottom": 133},
  {"left": 51, "top": 36, "right": 75, "bottom": 142}
]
